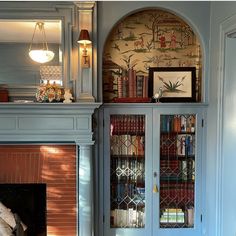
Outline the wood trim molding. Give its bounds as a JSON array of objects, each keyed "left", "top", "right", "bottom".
[{"left": 75, "top": 1, "right": 97, "bottom": 102}]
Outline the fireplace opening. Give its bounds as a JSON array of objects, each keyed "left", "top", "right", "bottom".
[{"left": 0, "top": 183, "right": 46, "bottom": 236}]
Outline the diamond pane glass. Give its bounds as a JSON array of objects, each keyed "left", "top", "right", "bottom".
[
  {"left": 159, "top": 114, "right": 195, "bottom": 228},
  {"left": 110, "top": 115, "right": 145, "bottom": 228}
]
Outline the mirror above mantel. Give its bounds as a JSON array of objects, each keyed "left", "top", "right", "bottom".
[
  {"left": 0, "top": 20, "right": 63, "bottom": 101},
  {"left": 0, "top": 2, "right": 74, "bottom": 102}
]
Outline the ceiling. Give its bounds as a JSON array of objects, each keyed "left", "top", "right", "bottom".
[{"left": 0, "top": 20, "right": 61, "bottom": 43}]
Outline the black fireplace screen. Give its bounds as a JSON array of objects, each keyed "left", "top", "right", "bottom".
[{"left": 0, "top": 183, "right": 46, "bottom": 236}]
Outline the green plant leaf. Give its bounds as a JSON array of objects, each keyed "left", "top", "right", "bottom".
[{"left": 163, "top": 82, "right": 170, "bottom": 89}]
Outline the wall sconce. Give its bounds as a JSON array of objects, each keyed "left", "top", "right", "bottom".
[{"left": 77, "top": 29, "right": 91, "bottom": 68}]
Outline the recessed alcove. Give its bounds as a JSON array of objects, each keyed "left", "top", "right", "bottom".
[{"left": 103, "top": 8, "right": 203, "bottom": 103}]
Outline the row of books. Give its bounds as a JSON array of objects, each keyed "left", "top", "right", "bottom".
[
  {"left": 160, "top": 133, "right": 177, "bottom": 156},
  {"left": 111, "top": 115, "right": 145, "bottom": 134},
  {"left": 161, "top": 115, "right": 195, "bottom": 133},
  {"left": 160, "top": 183, "right": 194, "bottom": 203},
  {"left": 177, "top": 135, "right": 195, "bottom": 156},
  {"left": 117, "top": 69, "right": 148, "bottom": 99},
  {"left": 160, "top": 160, "right": 180, "bottom": 177},
  {"left": 160, "top": 159, "right": 195, "bottom": 181},
  {"left": 160, "top": 134, "right": 195, "bottom": 156},
  {"left": 110, "top": 208, "right": 145, "bottom": 228},
  {"left": 160, "top": 208, "right": 185, "bottom": 223},
  {"left": 111, "top": 175, "right": 145, "bottom": 186},
  {"left": 160, "top": 160, "right": 179, "bottom": 167},
  {"left": 111, "top": 183, "right": 145, "bottom": 201},
  {"left": 110, "top": 135, "right": 145, "bottom": 156},
  {"left": 111, "top": 158, "right": 145, "bottom": 176},
  {"left": 180, "top": 160, "right": 195, "bottom": 181},
  {"left": 160, "top": 208, "right": 194, "bottom": 227}
]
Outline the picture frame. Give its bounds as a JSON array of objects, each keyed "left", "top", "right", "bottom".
[{"left": 148, "top": 67, "right": 196, "bottom": 102}]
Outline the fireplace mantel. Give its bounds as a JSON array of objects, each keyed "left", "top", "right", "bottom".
[
  {"left": 0, "top": 102, "right": 101, "bottom": 143},
  {"left": 0, "top": 102, "right": 101, "bottom": 236}
]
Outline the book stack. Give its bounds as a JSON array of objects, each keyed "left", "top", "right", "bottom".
[
  {"left": 160, "top": 160, "right": 179, "bottom": 180},
  {"left": 161, "top": 115, "right": 196, "bottom": 133},
  {"left": 160, "top": 133, "right": 177, "bottom": 156},
  {"left": 177, "top": 135, "right": 195, "bottom": 156},
  {"left": 180, "top": 160, "right": 188, "bottom": 181},
  {"left": 187, "top": 207, "right": 194, "bottom": 226},
  {"left": 160, "top": 208, "right": 185, "bottom": 223},
  {"left": 110, "top": 157, "right": 145, "bottom": 182},
  {"left": 110, "top": 208, "right": 145, "bottom": 228},
  {"left": 114, "top": 69, "right": 149, "bottom": 102},
  {"left": 160, "top": 182, "right": 194, "bottom": 204},
  {"left": 110, "top": 135, "right": 145, "bottom": 156},
  {"left": 128, "top": 68, "right": 136, "bottom": 98},
  {"left": 111, "top": 115, "right": 145, "bottom": 135}
]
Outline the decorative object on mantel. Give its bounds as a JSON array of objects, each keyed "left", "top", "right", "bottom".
[
  {"left": 36, "top": 80, "right": 64, "bottom": 103},
  {"left": 40, "top": 65, "right": 62, "bottom": 85},
  {"left": 63, "top": 88, "right": 73, "bottom": 103},
  {"left": 0, "top": 84, "right": 8, "bottom": 102},
  {"left": 29, "top": 22, "right": 55, "bottom": 63},
  {"left": 152, "top": 87, "right": 163, "bottom": 103},
  {"left": 77, "top": 29, "right": 92, "bottom": 68}
]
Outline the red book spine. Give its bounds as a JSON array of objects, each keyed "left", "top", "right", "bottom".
[
  {"left": 128, "top": 69, "right": 134, "bottom": 98},
  {"left": 142, "top": 76, "right": 147, "bottom": 98},
  {"left": 133, "top": 69, "right": 137, "bottom": 97}
]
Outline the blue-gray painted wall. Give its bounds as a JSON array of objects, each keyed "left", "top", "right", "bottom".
[{"left": 208, "top": 2, "right": 236, "bottom": 236}]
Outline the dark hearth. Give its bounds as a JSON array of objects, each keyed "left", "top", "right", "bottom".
[{"left": 0, "top": 184, "right": 46, "bottom": 236}]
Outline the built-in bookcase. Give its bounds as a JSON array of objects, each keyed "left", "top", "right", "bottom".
[{"left": 102, "top": 106, "right": 204, "bottom": 236}]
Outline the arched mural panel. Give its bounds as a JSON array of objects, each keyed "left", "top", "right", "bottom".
[{"left": 103, "top": 8, "right": 202, "bottom": 103}]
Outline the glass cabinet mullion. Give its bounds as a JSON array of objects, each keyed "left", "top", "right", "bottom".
[
  {"left": 110, "top": 114, "right": 145, "bottom": 228},
  {"left": 159, "top": 114, "right": 196, "bottom": 228}
]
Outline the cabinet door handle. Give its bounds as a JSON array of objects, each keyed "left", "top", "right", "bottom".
[
  {"left": 153, "top": 172, "right": 158, "bottom": 193},
  {"left": 153, "top": 184, "right": 159, "bottom": 193}
]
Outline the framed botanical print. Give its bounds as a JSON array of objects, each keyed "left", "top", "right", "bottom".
[{"left": 148, "top": 67, "right": 196, "bottom": 102}]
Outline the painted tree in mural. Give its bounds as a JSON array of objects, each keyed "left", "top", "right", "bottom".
[
  {"left": 122, "top": 54, "right": 137, "bottom": 70},
  {"left": 145, "top": 12, "right": 164, "bottom": 48},
  {"left": 179, "top": 25, "right": 194, "bottom": 47}
]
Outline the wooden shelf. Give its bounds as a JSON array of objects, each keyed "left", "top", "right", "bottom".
[
  {"left": 111, "top": 154, "right": 145, "bottom": 159},
  {"left": 113, "top": 97, "right": 151, "bottom": 103}
]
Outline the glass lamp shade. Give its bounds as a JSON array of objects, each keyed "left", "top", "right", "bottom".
[{"left": 29, "top": 49, "right": 55, "bottom": 64}]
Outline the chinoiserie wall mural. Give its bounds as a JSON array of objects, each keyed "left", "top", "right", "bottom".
[{"left": 102, "top": 8, "right": 202, "bottom": 103}]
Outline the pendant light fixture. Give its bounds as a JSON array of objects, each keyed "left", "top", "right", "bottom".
[{"left": 29, "top": 22, "right": 54, "bottom": 64}]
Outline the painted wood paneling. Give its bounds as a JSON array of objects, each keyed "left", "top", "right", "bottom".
[{"left": 0, "top": 103, "right": 101, "bottom": 142}]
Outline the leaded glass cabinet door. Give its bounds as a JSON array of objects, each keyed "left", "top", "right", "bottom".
[
  {"left": 153, "top": 109, "right": 203, "bottom": 236},
  {"left": 103, "top": 108, "right": 152, "bottom": 236}
]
